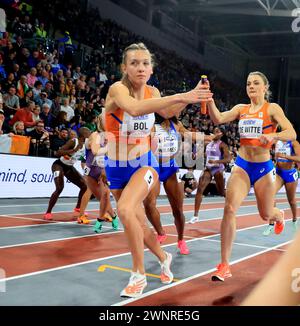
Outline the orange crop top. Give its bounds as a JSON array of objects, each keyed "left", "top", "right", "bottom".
[
  {"left": 238, "top": 102, "right": 277, "bottom": 149},
  {"left": 105, "top": 85, "right": 155, "bottom": 144}
]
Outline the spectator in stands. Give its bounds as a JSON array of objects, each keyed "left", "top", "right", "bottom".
[
  {"left": 60, "top": 97, "right": 74, "bottom": 122},
  {"left": 26, "top": 67, "right": 37, "bottom": 88},
  {"left": 69, "top": 87, "right": 76, "bottom": 108},
  {"left": 72, "top": 66, "right": 81, "bottom": 80},
  {"left": 84, "top": 114, "right": 97, "bottom": 132},
  {"left": 27, "top": 120, "right": 50, "bottom": 157},
  {"left": 50, "top": 94, "right": 61, "bottom": 118},
  {"left": 99, "top": 69, "right": 108, "bottom": 84},
  {"left": 2, "top": 72, "right": 16, "bottom": 92},
  {"left": 76, "top": 74, "right": 86, "bottom": 91},
  {"left": 3, "top": 85, "right": 20, "bottom": 117},
  {"left": 37, "top": 69, "right": 49, "bottom": 87},
  {"left": 56, "top": 81, "right": 68, "bottom": 99},
  {"left": 26, "top": 104, "right": 41, "bottom": 132},
  {"left": 37, "top": 91, "right": 52, "bottom": 109},
  {"left": 27, "top": 50, "right": 40, "bottom": 68},
  {"left": 10, "top": 120, "right": 25, "bottom": 135},
  {"left": 32, "top": 80, "right": 43, "bottom": 102},
  {"left": 9, "top": 100, "right": 36, "bottom": 128},
  {"left": 40, "top": 103, "right": 54, "bottom": 131},
  {"left": 181, "top": 168, "right": 198, "bottom": 197},
  {"left": 44, "top": 81, "right": 55, "bottom": 99},
  {"left": 35, "top": 22, "right": 47, "bottom": 39},
  {"left": 53, "top": 111, "right": 68, "bottom": 132},
  {"left": 16, "top": 75, "right": 29, "bottom": 99},
  {"left": 65, "top": 78, "right": 73, "bottom": 95},
  {"left": 50, "top": 127, "right": 69, "bottom": 155}
]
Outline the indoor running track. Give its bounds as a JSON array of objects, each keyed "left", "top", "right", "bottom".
[{"left": 0, "top": 194, "right": 297, "bottom": 306}]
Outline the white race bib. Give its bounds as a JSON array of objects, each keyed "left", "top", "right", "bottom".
[
  {"left": 206, "top": 155, "right": 219, "bottom": 167},
  {"left": 239, "top": 119, "right": 263, "bottom": 139}
]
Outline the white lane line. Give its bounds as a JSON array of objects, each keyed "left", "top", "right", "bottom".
[
  {"left": 113, "top": 237, "right": 292, "bottom": 306},
  {"left": 201, "top": 237, "right": 287, "bottom": 252}
]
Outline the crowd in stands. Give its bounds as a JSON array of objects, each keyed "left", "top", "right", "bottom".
[{"left": 0, "top": 0, "right": 243, "bottom": 166}]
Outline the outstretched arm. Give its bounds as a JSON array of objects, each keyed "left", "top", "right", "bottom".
[{"left": 107, "top": 82, "right": 213, "bottom": 117}]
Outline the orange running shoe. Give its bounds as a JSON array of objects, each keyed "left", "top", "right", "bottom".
[
  {"left": 178, "top": 240, "right": 190, "bottom": 255},
  {"left": 77, "top": 215, "right": 90, "bottom": 224},
  {"left": 211, "top": 263, "right": 232, "bottom": 282},
  {"left": 120, "top": 272, "right": 147, "bottom": 298},
  {"left": 44, "top": 213, "right": 53, "bottom": 220},
  {"left": 274, "top": 210, "right": 285, "bottom": 235},
  {"left": 102, "top": 213, "right": 113, "bottom": 222}
]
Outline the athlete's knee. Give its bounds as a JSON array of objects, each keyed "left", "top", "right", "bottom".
[
  {"left": 289, "top": 199, "right": 297, "bottom": 207},
  {"left": 117, "top": 201, "right": 133, "bottom": 225},
  {"left": 172, "top": 205, "right": 183, "bottom": 219},
  {"left": 224, "top": 203, "right": 237, "bottom": 217},
  {"left": 55, "top": 184, "right": 64, "bottom": 195}
]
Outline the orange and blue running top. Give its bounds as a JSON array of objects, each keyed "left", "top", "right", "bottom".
[
  {"left": 105, "top": 85, "right": 155, "bottom": 144},
  {"left": 238, "top": 102, "right": 277, "bottom": 149}
]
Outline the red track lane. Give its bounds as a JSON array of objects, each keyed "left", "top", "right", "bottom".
[
  {"left": 0, "top": 209, "right": 292, "bottom": 278},
  {"left": 0, "top": 216, "right": 48, "bottom": 227},
  {"left": 126, "top": 246, "right": 288, "bottom": 306}
]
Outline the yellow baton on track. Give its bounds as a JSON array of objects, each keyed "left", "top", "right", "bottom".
[{"left": 98, "top": 264, "right": 180, "bottom": 282}]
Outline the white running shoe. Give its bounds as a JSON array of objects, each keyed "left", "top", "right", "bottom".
[
  {"left": 189, "top": 216, "right": 199, "bottom": 224},
  {"left": 263, "top": 224, "right": 274, "bottom": 236},
  {"left": 120, "top": 272, "right": 147, "bottom": 298},
  {"left": 160, "top": 252, "right": 174, "bottom": 284}
]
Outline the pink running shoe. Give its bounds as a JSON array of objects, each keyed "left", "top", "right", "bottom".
[
  {"left": 157, "top": 233, "right": 167, "bottom": 244},
  {"left": 178, "top": 240, "right": 190, "bottom": 255},
  {"left": 73, "top": 207, "right": 80, "bottom": 213},
  {"left": 44, "top": 213, "right": 53, "bottom": 220}
]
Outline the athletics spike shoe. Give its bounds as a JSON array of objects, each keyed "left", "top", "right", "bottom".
[
  {"left": 178, "top": 240, "right": 190, "bottom": 255},
  {"left": 43, "top": 213, "right": 53, "bottom": 220},
  {"left": 292, "top": 220, "right": 298, "bottom": 232},
  {"left": 274, "top": 210, "right": 285, "bottom": 235},
  {"left": 74, "top": 207, "right": 80, "bottom": 213},
  {"left": 111, "top": 215, "right": 119, "bottom": 231},
  {"left": 211, "top": 263, "right": 232, "bottom": 282},
  {"left": 77, "top": 214, "right": 90, "bottom": 224},
  {"left": 160, "top": 252, "right": 174, "bottom": 284},
  {"left": 102, "top": 213, "right": 112, "bottom": 222},
  {"left": 120, "top": 272, "right": 147, "bottom": 298},
  {"left": 263, "top": 224, "right": 274, "bottom": 236},
  {"left": 93, "top": 220, "right": 102, "bottom": 233},
  {"left": 189, "top": 216, "right": 200, "bottom": 224}
]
